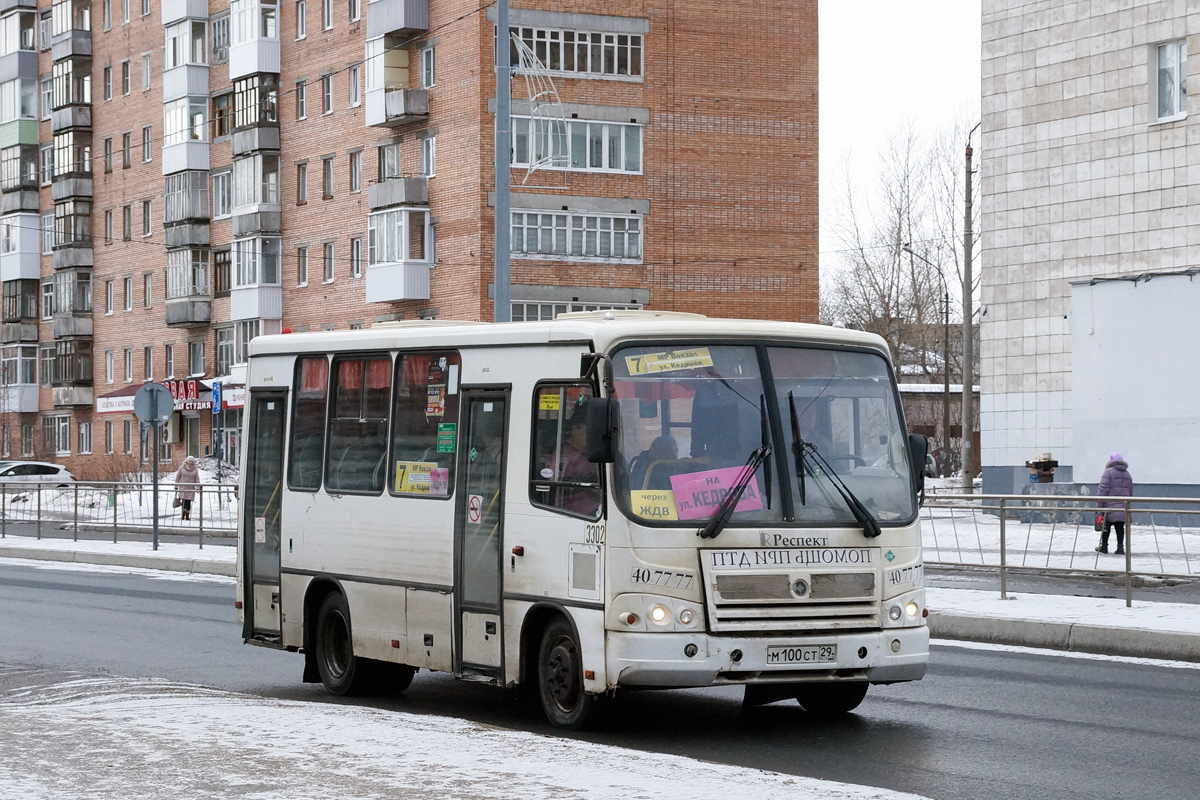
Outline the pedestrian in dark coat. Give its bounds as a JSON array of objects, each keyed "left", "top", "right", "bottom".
[{"left": 1095, "top": 452, "right": 1133, "bottom": 555}]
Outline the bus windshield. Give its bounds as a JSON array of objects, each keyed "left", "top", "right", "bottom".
[{"left": 612, "top": 343, "right": 915, "bottom": 528}]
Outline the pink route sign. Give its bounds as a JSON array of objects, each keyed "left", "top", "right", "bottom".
[{"left": 669, "top": 466, "right": 764, "bottom": 521}]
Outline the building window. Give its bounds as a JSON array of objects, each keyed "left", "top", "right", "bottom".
[
  {"left": 234, "top": 319, "right": 261, "bottom": 363},
  {"left": 378, "top": 142, "right": 399, "bottom": 180},
  {"left": 216, "top": 326, "right": 234, "bottom": 375},
  {"left": 142, "top": 200, "right": 151, "bottom": 236},
  {"left": 40, "top": 75, "right": 51, "bottom": 120},
  {"left": 512, "top": 300, "right": 640, "bottom": 321},
  {"left": 295, "top": 80, "right": 306, "bottom": 119},
  {"left": 509, "top": 26, "right": 643, "bottom": 79},
  {"left": 105, "top": 279, "right": 113, "bottom": 313},
  {"left": 232, "top": 153, "right": 280, "bottom": 210},
  {"left": 105, "top": 420, "right": 113, "bottom": 454},
  {"left": 420, "top": 46, "right": 435, "bottom": 88},
  {"left": 143, "top": 345, "right": 153, "bottom": 381},
  {"left": 0, "top": 345, "right": 37, "bottom": 386},
  {"left": 121, "top": 59, "right": 130, "bottom": 95},
  {"left": 212, "top": 170, "right": 231, "bottom": 218},
  {"left": 142, "top": 0, "right": 150, "bottom": 17},
  {"left": 323, "top": 242, "right": 334, "bottom": 282},
  {"left": 233, "top": 74, "right": 278, "bottom": 128},
  {"left": 142, "top": 125, "right": 152, "bottom": 161},
  {"left": 165, "top": 19, "right": 206, "bottom": 69},
  {"left": 321, "top": 74, "right": 332, "bottom": 114},
  {"left": 142, "top": 53, "right": 151, "bottom": 90},
  {"left": 165, "top": 344, "right": 175, "bottom": 378},
  {"left": 321, "top": 0, "right": 331, "bottom": 30},
  {"left": 164, "top": 96, "right": 207, "bottom": 145},
  {"left": 212, "top": 92, "right": 233, "bottom": 137},
  {"left": 41, "top": 282, "right": 53, "bottom": 320},
  {"left": 43, "top": 415, "right": 70, "bottom": 455},
  {"left": 105, "top": 349, "right": 114, "bottom": 382},
  {"left": 297, "top": 246, "right": 307, "bottom": 285},
  {"left": 511, "top": 211, "right": 642, "bottom": 262},
  {"left": 232, "top": 236, "right": 281, "bottom": 286},
  {"left": 38, "top": 11, "right": 49, "bottom": 52},
  {"left": 79, "top": 421, "right": 92, "bottom": 454},
  {"left": 513, "top": 117, "right": 642, "bottom": 174},
  {"left": 421, "top": 136, "right": 435, "bottom": 177},
  {"left": 121, "top": 0, "right": 129, "bottom": 24},
  {"left": 211, "top": 12, "right": 230, "bottom": 63},
  {"left": 296, "top": 162, "right": 307, "bottom": 203},
  {"left": 103, "top": 66, "right": 111, "bottom": 101},
  {"left": 295, "top": 0, "right": 305, "bottom": 39},
  {"left": 124, "top": 347, "right": 133, "bottom": 382},
  {"left": 122, "top": 205, "right": 131, "bottom": 241},
  {"left": 368, "top": 208, "right": 431, "bottom": 265},
  {"left": 123, "top": 418, "right": 132, "bottom": 454},
  {"left": 123, "top": 276, "right": 133, "bottom": 310},
  {"left": 213, "top": 248, "right": 231, "bottom": 295},
  {"left": 322, "top": 156, "right": 333, "bottom": 198},
  {"left": 122, "top": 131, "right": 131, "bottom": 168},
  {"left": 40, "top": 345, "right": 53, "bottom": 387},
  {"left": 41, "top": 212, "right": 53, "bottom": 254},
  {"left": 348, "top": 0, "right": 359, "bottom": 23},
  {"left": 165, "top": 171, "right": 210, "bottom": 222},
  {"left": 189, "top": 341, "right": 205, "bottom": 376},
  {"left": 103, "top": 0, "right": 111, "bottom": 30},
  {"left": 348, "top": 64, "right": 360, "bottom": 107},
  {"left": 143, "top": 272, "right": 152, "bottom": 305},
  {"left": 348, "top": 150, "right": 360, "bottom": 191},
  {"left": 350, "top": 236, "right": 362, "bottom": 278},
  {"left": 103, "top": 137, "right": 112, "bottom": 172},
  {"left": 1156, "top": 40, "right": 1187, "bottom": 121},
  {"left": 54, "top": 200, "right": 92, "bottom": 247},
  {"left": 166, "top": 249, "right": 210, "bottom": 299},
  {"left": 104, "top": 209, "right": 113, "bottom": 244},
  {"left": 40, "top": 143, "right": 52, "bottom": 185}
]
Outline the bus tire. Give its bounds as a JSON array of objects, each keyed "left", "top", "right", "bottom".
[
  {"left": 795, "top": 681, "right": 869, "bottom": 714},
  {"left": 536, "top": 617, "right": 595, "bottom": 730},
  {"left": 314, "top": 592, "right": 367, "bottom": 696}
]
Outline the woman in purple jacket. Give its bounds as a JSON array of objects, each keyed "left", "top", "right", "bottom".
[{"left": 1095, "top": 452, "right": 1133, "bottom": 555}]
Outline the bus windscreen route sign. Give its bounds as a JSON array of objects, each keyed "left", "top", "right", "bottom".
[
  {"left": 624, "top": 348, "right": 714, "bottom": 375},
  {"left": 669, "top": 466, "right": 764, "bottom": 521}
]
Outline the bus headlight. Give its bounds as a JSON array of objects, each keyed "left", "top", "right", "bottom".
[
  {"left": 888, "top": 605, "right": 903, "bottom": 621},
  {"left": 678, "top": 608, "right": 695, "bottom": 625},
  {"left": 905, "top": 601, "right": 919, "bottom": 618},
  {"left": 649, "top": 605, "right": 671, "bottom": 624}
]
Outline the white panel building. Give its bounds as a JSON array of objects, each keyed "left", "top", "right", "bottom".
[{"left": 980, "top": 0, "right": 1200, "bottom": 494}]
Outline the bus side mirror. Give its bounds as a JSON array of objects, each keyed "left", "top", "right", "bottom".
[
  {"left": 908, "top": 433, "right": 929, "bottom": 502},
  {"left": 585, "top": 397, "right": 618, "bottom": 463}
]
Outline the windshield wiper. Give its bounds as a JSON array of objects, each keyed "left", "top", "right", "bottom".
[
  {"left": 787, "top": 392, "right": 879, "bottom": 538},
  {"left": 697, "top": 443, "right": 771, "bottom": 540},
  {"left": 759, "top": 395, "right": 772, "bottom": 511}
]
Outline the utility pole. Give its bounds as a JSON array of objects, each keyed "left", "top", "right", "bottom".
[
  {"left": 493, "top": 0, "right": 512, "bottom": 322},
  {"left": 942, "top": 289, "right": 951, "bottom": 478},
  {"left": 961, "top": 123, "right": 980, "bottom": 493}
]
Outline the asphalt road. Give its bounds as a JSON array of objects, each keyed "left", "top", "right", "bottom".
[{"left": 1, "top": 561, "right": 1197, "bottom": 800}]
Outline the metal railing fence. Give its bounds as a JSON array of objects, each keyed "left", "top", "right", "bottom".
[
  {"left": 923, "top": 493, "right": 1200, "bottom": 606},
  {"left": 0, "top": 480, "right": 238, "bottom": 547}
]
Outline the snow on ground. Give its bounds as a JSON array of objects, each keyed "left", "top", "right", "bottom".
[
  {"left": 0, "top": 535, "right": 235, "bottom": 564},
  {"left": 935, "top": 640, "right": 1200, "bottom": 670},
  {"left": 0, "top": 670, "right": 929, "bottom": 800},
  {"left": 926, "top": 587, "right": 1200, "bottom": 635}
]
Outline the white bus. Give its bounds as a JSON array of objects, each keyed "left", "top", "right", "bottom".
[{"left": 236, "top": 312, "right": 930, "bottom": 728}]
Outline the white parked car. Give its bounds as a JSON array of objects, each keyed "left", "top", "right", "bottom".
[{"left": 0, "top": 461, "right": 77, "bottom": 487}]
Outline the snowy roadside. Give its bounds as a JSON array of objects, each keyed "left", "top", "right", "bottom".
[{"left": 0, "top": 669, "right": 928, "bottom": 800}]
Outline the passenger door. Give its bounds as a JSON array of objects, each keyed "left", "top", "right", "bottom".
[
  {"left": 241, "top": 390, "right": 287, "bottom": 643},
  {"left": 453, "top": 390, "right": 509, "bottom": 680}
]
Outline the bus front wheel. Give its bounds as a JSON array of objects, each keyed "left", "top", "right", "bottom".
[
  {"left": 795, "top": 681, "right": 869, "bottom": 714},
  {"left": 537, "top": 617, "right": 596, "bottom": 729},
  {"left": 315, "top": 592, "right": 366, "bottom": 696}
]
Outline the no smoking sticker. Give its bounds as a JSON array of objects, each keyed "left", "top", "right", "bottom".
[{"left": 467, "top": 494, "right": 483, "bottom": 524}]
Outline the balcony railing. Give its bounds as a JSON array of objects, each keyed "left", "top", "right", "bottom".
[{"left": 365, "top": 87, "right": 427, "bottom": 127}]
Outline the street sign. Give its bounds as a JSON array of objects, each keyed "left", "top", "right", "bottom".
[
  {"left": 211, "top": 382, "right": 221, "bottom": 415},
  {"left": 133, "top": 383, "right": 175, "bottom": 425}
]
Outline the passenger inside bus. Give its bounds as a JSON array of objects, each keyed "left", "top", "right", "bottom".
[
  {"left": 628, "top": 434, "right": 678, "bottom": 490},
  {"left": 548, "top": 414, "right": 601, "bottom": 516}
]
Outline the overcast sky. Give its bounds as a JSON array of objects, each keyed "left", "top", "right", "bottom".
[{"left": 818, "top": 0, "right": 982, "bottom": 279}]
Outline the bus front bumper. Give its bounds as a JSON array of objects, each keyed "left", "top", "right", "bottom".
[{"left": 604, "top": 626, "right": 928, "bottom": 688}]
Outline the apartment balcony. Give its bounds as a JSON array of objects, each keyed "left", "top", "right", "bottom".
[
  {"left": 367, "top": 176, "right": 427, "bottom": 210},
  {"left": 0, "top": 189, "right": 36, "bottom": 214},
  {"left": 232, "top": 206, "right": 281, "bottom": 237},
  {"left": 230, "top": 285, "right": 282, "bottom": 321},
  {"left": 162, "top": 140, "right": 210, "bottom": 175},
  {"left": 53, "top": 385, "right": 92, "bottom": 408},
  {"left": 51, "top": 176, "right": 92, "bottom": 201},
  {"left": 366, "top": 0, "right": 428, "bottom": 38},
  {"left": 161, "top": 0, "right": 209, "bottom": 25},
  {"left": 1, "top": 322, "right": 36, "bottom": 342},
  {"left": 50, "top": 30, "right": 91, "bottom": 61},
  {"left": 229, "top": 39, "right": 280, "bottom": 81},
  {"left": 0, "top": 213, "right": 40, "bottom": 281},
  {"left": 0, "top": 384, "right": 37, "bottom": 413},
  {"left": 52, "top": 245, "right": 92, "bottom": 270},
  {"left": 365, "top": 87, "right": 428, "bottom": 128},
  {"left": 164, "top": 221, "right": 210, "bottom": 249},
  {"left": 51, "top": 312, "right": 91, "bottom": 338},
  {"left": 50, "top": 104, "right": 90, "bottom": 133},
  {"left": 166, "top": 294, "right": 211, "bottom": 326},
  {"left": 231, "top": 125, "right": 279, "bottom": 157},
  {"left": 0, "top": 50, "right": 37, "bottom": 85},
  {"left": 365, "top": 260, "right": 430, "bottom": 303},
  {"left": 162, "top": 64, "right": 209, "bottom": 103},
  {"left": 165, "top": 258, "right": 211, "bottom": 326}
]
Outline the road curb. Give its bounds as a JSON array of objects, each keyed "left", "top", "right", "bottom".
[
  {"left": 929, "top": 611, "right": 1200, "bottom": 663},
  {"left": 0, "top": 546, "right": 236, "bottom": 577}
]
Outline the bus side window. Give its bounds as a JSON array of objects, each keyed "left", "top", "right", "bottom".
[
  {"left": 287, "top": 355, "right": 329, "bottom": 491},
  {"left": 530, "top": 384, "right": 601, "bottom": 519},
  {"left": 325, "top": 355, "right": 392, "bottom": 494},
  {"left": 390, "top": 352, "right": 460, "bottom": 497}
]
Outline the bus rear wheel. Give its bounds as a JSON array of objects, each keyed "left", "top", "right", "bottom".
[
  {"left": 315, "top": 592, "right": 367, "bottom": 696},
  {"left": 795, "top": 682, "right": 869, "bottom": 714},
  {"left": 537, "top": 617, "right": 596, "bottom": 730}
]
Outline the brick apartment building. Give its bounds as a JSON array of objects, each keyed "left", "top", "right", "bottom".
[{"left": 0, "top": 0, "right": 817, "bottom": 480}]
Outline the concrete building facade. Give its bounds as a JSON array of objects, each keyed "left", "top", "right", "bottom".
[
  {"left": 980, "top": 0, "right": 1200, "bottom": 494},
  {"left": 0, "top": 0, "right": 818, "bottom": 479}
]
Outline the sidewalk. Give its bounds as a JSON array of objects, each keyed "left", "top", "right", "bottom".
[{"left": 2, "top": 532, "right": 1198, "bottom": 663}]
